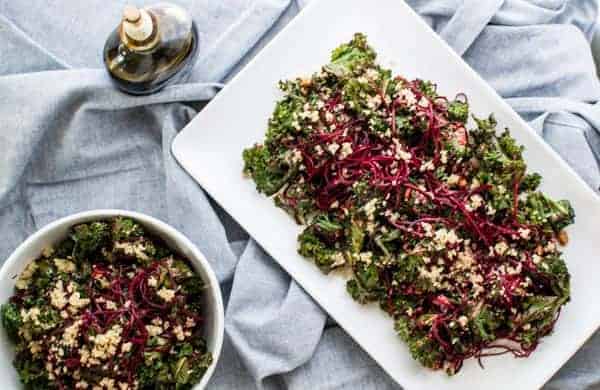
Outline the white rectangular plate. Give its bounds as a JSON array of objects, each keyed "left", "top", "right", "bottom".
[{"left": 172, "top": 1, "right": 600, "bottom": 388}]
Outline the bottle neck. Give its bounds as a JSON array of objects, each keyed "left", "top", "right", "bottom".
[{"left": 120, "top": 7, "right": 159, "bottom": 52}]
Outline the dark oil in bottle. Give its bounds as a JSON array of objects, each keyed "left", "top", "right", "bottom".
[{"left": 103, "top": 4, "right": 199, "bottom": 95}]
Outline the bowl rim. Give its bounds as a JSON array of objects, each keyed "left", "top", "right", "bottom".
[{"left": 0, "top": 209, "right": 225, "bottom": 390}]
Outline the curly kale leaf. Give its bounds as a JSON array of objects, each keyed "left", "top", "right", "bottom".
[
  {"left": 520, "top": 192, "right": 575, "bottom": 232},
  {"left": 538, "top": 254, "right": 571, "bottom": 297},
  {"left": 71, "top": 221, "right": 110, "bottom": 261},
  {"left": 418, "top": 80, "right": 437, "bottom": 99},
  {"left": 266, "top": 95, "right": 303, "bottom": 144},
  {"left": 298, "top": 227, "right": 343, "bottom": 273},
  {"left": 325, "top": 33, "right": 376, "bottom": 76},
  {"left": 471, "top": 306, "right": 502, "bottom": 342},
  {"left": 112, "top": 217, "right": 145, "bottom": 241},
  {"left": 14, "top": 359, "right": 51, "bottom": 389},
  {"left": 447, "top": 99, "right": 469, "bottom": 123},
  {"left": 520, "top": 172, "right": 542, "bottom": 192},
  {"left": 395, "top": 316, "right": 444, "bottom": 370},
  {"left": 1, "top": 303, "right": 22, "bottom": 340},
  {"left": 242, "top": 145, "right": 291, "bottom": 196}
]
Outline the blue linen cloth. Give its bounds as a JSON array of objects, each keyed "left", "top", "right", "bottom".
[{"left": 1, "top": 0, "right": 599, "bottom": 389}]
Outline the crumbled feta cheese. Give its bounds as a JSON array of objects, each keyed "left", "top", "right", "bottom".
[
  {"left": 434, "top": 228, "right": 461, "bottom": 246},
  {"left": 358, "top": 252, "right": 373, "bottom": 265},
  {"left": 173, "top": 325, "right": 185, "bottom": 341},
  {"left": 446, "top": 174, "right": 460, "bottom": 186},
  {"left": 440, "top": 150, "right": 448, "bottom": 164},
  {"left": 457, "top": 316, "right": 469, "bottom": 327},
  {"left": 99, "top": 378, "right": 115, "bottom": 390},
  {"left": 420, "top": 160, "right": 435, "bottom": 172},
  {"left": 466, "top": 194, "right": 484, "bottom": 211},
  {"left": 327, "top": 142, "right": 340, "bottom": 155},
  {"left": 362, "top": 198, "right": 378, "bottom": 220},
  {"left": 365, "top": 68, "right": 380, "bottom": 80},
  {"left": 146, "top": 325, "right": 163, "bottom": 337},
  {"left": 339, "top": 142, "right": 353, "bottom": 159},
  {"left": 147, "top": 276, "right": 158, "bottom": 288},
  {"left": 544, "top": 241, "right": 556, "bottom": 253},
  {"left": 121, "top": 342, "right": 133, "bottom": 353},
  {"left": 421, "top": 223, "right": 433, "bottom": 237},
  {"left": 366, "top": 94, "right": 382, "bottom": 109},
  {"left": 455, "top": 248, "right": 475, "bottom": 270},
  {"left": 105, "top": 300, "right": 117, "bottom": 310},
  {"left": 417, "top": 97, "right": 429, "bottom": 108},
  {"left": 398, "top": 88, "right": 417, "bottom": 106},
  {"left": 185, "top": 317, "right": 196, "bottom": 328},
  {"left": 156, "top": 287, "right": 176, "bottom": 303},
  {"left": 494, "top": 241, "right": 509, "bottom": 256},
  {"left": 518, "top": 228, "right": 531, "bottom": 240}
]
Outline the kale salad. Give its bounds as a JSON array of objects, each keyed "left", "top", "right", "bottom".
[
  {"left": 1, "top": 218, "right": 212, "bottom": 389},
  {"left": 242, "top": 33, "right": 574, "bottom": 374}
]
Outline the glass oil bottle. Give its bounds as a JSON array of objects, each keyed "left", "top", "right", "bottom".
[{"left": 103, "top": 3, "right": 199, "bottom": 95}]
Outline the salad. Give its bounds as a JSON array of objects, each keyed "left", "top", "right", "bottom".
[
  {"left": 1, "top": 218, "right": 212, "bottom": 389},
  {"left": 242, "top": 33, "right": 574, "bottom": 374}
]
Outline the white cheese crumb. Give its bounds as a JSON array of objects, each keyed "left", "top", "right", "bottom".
[
  {"left": 156, "top": 287, "right": 176, "bottom": 303},
  {"left": 417, "top": 97, "right": 429, "bottom": 108},
  {"left": 440, "top": 150, "right": 448, "bottom": 164},
  {"left": 446, "top": 174, "right": 460, "bottom": 186},
  {"left": 518, "top": 228, "right": 531, "bottom": 240},
  {"left": 326, "top": 142, "right": 340, "bottom": 155},
  {"left": 398, "top": 88, "right": 417, "bottom": 106},
  {"left": 362, "top": 198, "right": 378, "bottom": 220},
  {"left": 146, "top": 325, "right": 163, "bottom": 337},
  {"left": 494, "top": 241, "right": 509, "bottom": 256},
  {"left": 173, "top": 325, "right": 186, "bottom": 341},
  {"left": 466, "top": 194, "right": 484, "bottom": 211},
  {"left": 121, "top": 342, "right": 133, "bottom": 353},
  {"left": 357, "top": 252, "right": 373, "bottom": 265},
  {"left": 105, "top": 300, "right": 117, "bottom": 310},
  {"left": 419, "top": 160, "right": 435, "bottom": 172},
  {"left": 339, "top": 142, "right": 353, "bottom": 159},
  {"left": 147, "top": 276, "right": 158, "bottom": 288},
  {"left": 99, "top": 378, "right": 115, "bottom": 390},
  {"left": 185, "top": 317, "right": 196, "bottom": 328}
]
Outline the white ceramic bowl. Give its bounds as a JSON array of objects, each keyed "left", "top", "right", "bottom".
[{"left": 0, "top": 209, "right": 224, "bottom": 389}]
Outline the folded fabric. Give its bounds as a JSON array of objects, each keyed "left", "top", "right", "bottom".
[{"left": 0, "top": 0, "right": 598, "bottom": 389}]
